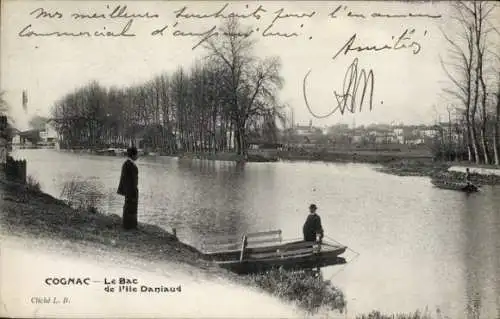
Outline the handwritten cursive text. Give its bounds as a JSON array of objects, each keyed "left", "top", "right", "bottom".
[
  {"left": 168, "top": 24, "right": 253, "bottom": 50},
  {"left": 18, "top": 19, "right": 136, "bottom": 38},
  {"left": 71, "top": 5, "right": 159, "bottom": 20},
  {"left": 262, "top": 8, "right": 316, "bottom": 39},
  {"left": 30, "top": 8, "right": 63, "bottom": 19},
  {"left": 174, "top": 4, "right": 266, "bottom": 20},
  {"left": 332, "top": 29, "right": 425, "bottom": 60},
  {"left": 329, "top": 5, "right": 442, "bottom": 19}
]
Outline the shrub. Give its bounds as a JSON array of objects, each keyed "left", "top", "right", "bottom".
[
  {"left": 356, "top": 310, "right": 433, "bottom": 319},
  {"left": 60, "top": 176, "right": 105, "bottom": 213},
  {"left": 26, "top": 175, "right": 41, "bottom": 192},
  {"left": 247, "top": 268, "right": 345, "bottom": 314}
]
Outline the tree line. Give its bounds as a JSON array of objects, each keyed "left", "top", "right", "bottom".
[
  {"left": 439, "top": 1, "right": 500, "bottom": 165},
  {"left": 0, "top": 91, "right": 14, "bottom": 142},
  {"left": 51, "top": 18, "right": 285, "bottom": 156}
]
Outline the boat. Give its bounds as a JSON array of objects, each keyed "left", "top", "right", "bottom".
[
  {"left": 431, "top": 179, "right": 479, "bottom": 192},
  {"left": 201, "top": 230, "right": 347, "bottom": 275}
]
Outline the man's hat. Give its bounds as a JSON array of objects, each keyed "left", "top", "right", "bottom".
[
  {"left": 309, "top": 204, "right": 317, "bottom": 211},
  {"left": 127, "top": 146, "right": 138, "bottom": 156}
]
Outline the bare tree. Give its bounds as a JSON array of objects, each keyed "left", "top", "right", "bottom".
[
  {"left": 0, "top": 91, "right": 15, "bottom": 148},
  {"left": 489, "top": 19, "right": 500, "bottom": 165},
  {"left": 441, "top": 1, "right": 478, "bottom": 162},
  {"left": 470, "top": 1, "right": 496, "bottom": 164},
  {"left": 494, "top": 76, "right": 500, "bottom": 165},
  {"left": 49, "top": 19, "right": 285, "bottom": 157},
  {"left": 441, "top": 1, "right": 498, "bottom": 164},
  {"left": 204, "top": 17, "right": 283, "bottom": 156}
]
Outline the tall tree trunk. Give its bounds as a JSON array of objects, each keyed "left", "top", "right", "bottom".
[
  {"left": 234, "top": 128, "right": 241, "bottom": 155},
  {"left": 480, "top": 126, "right": 489, "bottom": 164},
  {"left": 474, "top": 3, "right": 489, "bottom": 164},
  {"left": 471, "top": 29, "right": 481, "bottom": 165},
  {"left": 465, "top": 114, "right": 475, "bottom": 162},
  {"left": 447, "top": 109, "right": 453, "bottom": 161},
  {"left": 212, "top": 110, "right": 217, "bottom": 154},
  {"left": 470, "top": 123, "right": 480, "bottom": 164},
  {"left": 494, "top": 81, "right": 500, "bottom": 165},
  {"left": 466, "top": 126, "right": 472, "bottom": 161}
]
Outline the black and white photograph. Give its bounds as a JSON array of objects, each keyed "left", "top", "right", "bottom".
[{"left": 1, "top": 1, "right": 499, "bottom": 318}]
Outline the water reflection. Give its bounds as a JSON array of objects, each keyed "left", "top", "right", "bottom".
[
  {"left": 134, "top": 157, "right": 254, "bottom": 247},
  {"left": 461, "top": 187, "right": 500, "bottom": 319}
]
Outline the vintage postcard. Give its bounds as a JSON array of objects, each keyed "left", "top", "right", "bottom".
[{"left": 1, "top": 0, "right": 499, "bottom": 318}]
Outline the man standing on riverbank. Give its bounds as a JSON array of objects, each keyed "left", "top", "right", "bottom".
[
  {"left": 117, "top": 147, "right": 139, "bottom": 230},
  {"left": 303, "top": 204, "right": 324, "bottom": 243}
]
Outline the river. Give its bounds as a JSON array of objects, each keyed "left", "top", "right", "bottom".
[{"left": 11, "top": 148, "right": 500, "bottom": 318}]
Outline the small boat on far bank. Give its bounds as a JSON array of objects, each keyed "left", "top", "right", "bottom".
[
  {"left": 431, "top": 179, "right": 480, "bottom": 193},
  {"left": 201, "top": 230, "right": 347, "bottom": 275},
  {"left": 94, "top": 148, "right": 126, "bottom": 156}
]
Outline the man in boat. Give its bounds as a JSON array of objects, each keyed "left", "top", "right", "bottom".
[
  {"left": 117, "top": 146, "right": 139, "bottom": 230},
  {"left": 465, "top": 168, "right": 471, "bottom": 185},
  {"left": 303, "top": 204, "right": 324, "bottom": 243}
]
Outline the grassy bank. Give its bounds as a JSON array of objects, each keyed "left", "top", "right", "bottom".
[
  {"left": 59, "top": 147, "right": 430, "bottom": 164},
  {"left": 0, "top": 178, "right": 210, "bottom": 270},
  {"left": 178, "top": 151, "right": 244, "bottom": 162},
  {"left": 355, "top": 310, "right": 433, "bottom": 319},
  {"left": 178, "top": 151, "right": 278, "bottom": 162},
  {"left": 0, "top": 177, "right": 346, "bottom": 315},
  {"left": 179, "top": 149, "right": 432, "bottom": 164},
  {"left": 376, "top": 159, "right": 451, "bottom": 177},
  {"left": 278, "top": 149, "right": 431, "bottom": 164},
  {"left": 377, "top": 159, "right": 500, "bottom": 185}
]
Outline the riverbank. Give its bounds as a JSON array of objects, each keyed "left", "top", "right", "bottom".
[
  {"left": 0, "top": 179, "right": 207, "bottom": 269},
  {"left": 56, "top": 147, "right": 431, "bottom": 164},
  {"left": 176, "top": 148, "right": 431, "bottom": 164},
  {"left": 0, "top": 177, "right": 346, "bottom": 316},
  {"left": 377, "top": 159, "right": 500, "bottom": 185},
  {"left": 52, "top": 147, "right": 500, "bottom": 185}
]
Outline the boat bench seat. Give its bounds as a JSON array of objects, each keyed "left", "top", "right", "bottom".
[
  {"left": 201, "top": 234, "right": 243, "bottom": 253},
  {"left": 248, "top": 246, "right": 316, "bottom": 259},
  {"left": 201, "top": 230, "right": 283, "bottom": 253},
  {"left": 245, "top": 230, "right": 283, "bottom": 247}
]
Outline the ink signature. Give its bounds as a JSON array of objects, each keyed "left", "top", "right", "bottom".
[
  {"left": 303, "top": 58, "right": 375, "bottom": 118},
  {"left": 332, "top": 29, "right": 424, "bottom": 60}
]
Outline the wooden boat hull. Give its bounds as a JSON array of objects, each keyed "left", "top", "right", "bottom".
[
  {"left": 203, "top": 239, "right": 347, "bottom": 275},
  {"left": 431, "top": 179, "right": 479, "bottom": 192},
  {"left": 217, "top": 252, "right": 347, "bottom": 275}
]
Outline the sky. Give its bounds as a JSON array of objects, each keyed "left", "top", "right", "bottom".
[{"left": 1, "top": 0, "right": 496, "bottom": 131}]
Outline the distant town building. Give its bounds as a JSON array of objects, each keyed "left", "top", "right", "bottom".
[
  {"left": 39, "top": 122, "right": 58, "bottom": 144},
  {"left": 420, "top": 128, "right": 439, "bottom": 138}
]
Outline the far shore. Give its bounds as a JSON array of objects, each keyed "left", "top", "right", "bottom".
[
  {"left": 38, "top": 146, "right": 432, "bottom": 163},
  {"left": 23, "top": 147, "right": 500, "bottom": 185}
]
